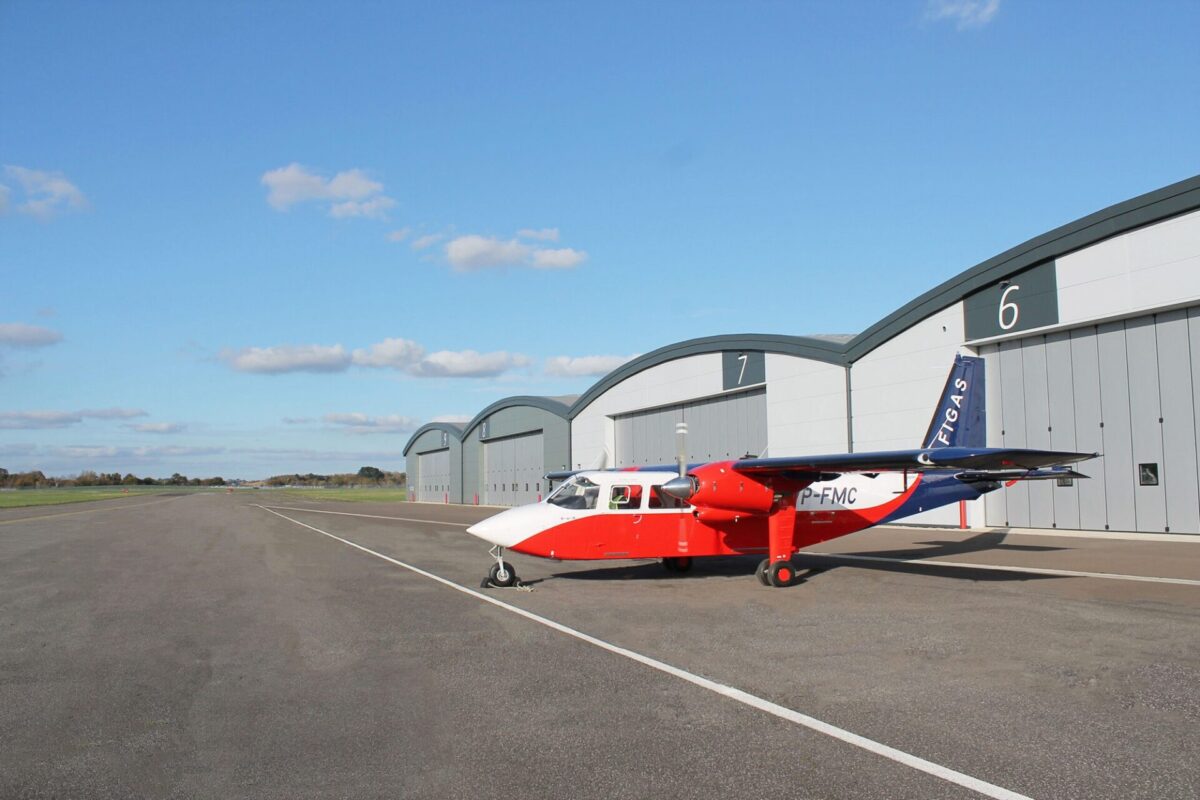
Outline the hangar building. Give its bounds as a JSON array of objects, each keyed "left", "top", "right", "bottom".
[
  {"left": 405, "top": 175, "right": 1200, "bottom": 534},
  {"left": 459, "top": 396, "right": 575, "bottom": 507}
]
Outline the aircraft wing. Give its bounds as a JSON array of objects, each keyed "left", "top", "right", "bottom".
[{"left": 733, "top": 446, "right": 1097, "bottom": 476}]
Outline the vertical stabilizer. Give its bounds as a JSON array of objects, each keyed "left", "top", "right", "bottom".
[{"left": 922, "top": 355, "right": 985, "bottom": 449}]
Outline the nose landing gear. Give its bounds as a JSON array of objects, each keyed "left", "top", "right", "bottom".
[{"left": 484, "top": 545, "right": 519, "bottom": 588}]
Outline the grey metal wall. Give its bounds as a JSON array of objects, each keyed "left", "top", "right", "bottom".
[
  {"left": 418, "top": 450, "right": 451, "bottom": 502},
  {"left": 981, "top": 305, "right": 1200, "bottom": 533},
  {"left": 482, "top": 433, "right": 545, "bottom": 506},
  {"left": 614, "top": 388, "right": 768, "bottom": 467},
  {"left": 462, "top": 405, "right": 570, "bottom": 506},
  {"left": 405, "top": 427, "right": 463, "bottom": 503}
]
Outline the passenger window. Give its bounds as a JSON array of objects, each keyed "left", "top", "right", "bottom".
[{"left": 609, "top": 485, "right": 631, "bottom": 509}]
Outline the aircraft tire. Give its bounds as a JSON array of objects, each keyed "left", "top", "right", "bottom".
[
  {"left": 755, "top": 559, "right": 771, "bottom": 586},
  {"left": 674, "top": 557, "right": 693, "bottom": 573},
  {"left": 661, "top": 558, "right": 677, "bottom": 572},
  {"left": 489, "top": 561, "right": 518, "bottom": 588},
  {"left": 767, "top": 561, "right": 796, "bottom": 588}
]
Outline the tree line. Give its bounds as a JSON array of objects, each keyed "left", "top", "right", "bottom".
[
  {"left": 0, "top": 468, "right": 227, "bottom": 489},
  {"left": 0, "top": 466, "right": 405, "bottom": 490},
  {"left": 261, "top": 466, "right": 405, "bottom": 487}
]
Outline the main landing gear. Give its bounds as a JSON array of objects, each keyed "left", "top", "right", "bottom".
[
  {"left": 661, "top": 556, "right": 693, "bottom": 573},
  {"left": 756, "top": 558, "right": 798, "bottom": 588},
  {"left": 483, "top": 545, "right": 519, "bottom": 588}
]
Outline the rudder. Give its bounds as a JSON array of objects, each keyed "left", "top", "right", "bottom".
[{"left": 922, "top": 355, "right": 985, "bottom": 449}]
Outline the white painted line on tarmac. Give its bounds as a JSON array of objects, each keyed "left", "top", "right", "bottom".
[
  {"left": 805, "top": 552, "right": 1200, "bottom": 587},
  {"left": 256, "top": 504, "right": 1032, "bottom": 800},
  {"left": 261, "top": 505, "right": 472, "bottom": 527}
]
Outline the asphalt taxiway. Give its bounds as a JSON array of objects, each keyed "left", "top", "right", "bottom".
[{"left": 2, "top": 493, "right": 1198, "bottom": 799}]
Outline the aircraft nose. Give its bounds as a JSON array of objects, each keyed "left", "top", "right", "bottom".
[{"left": 466, "top": 504, "right": 550, "bottom": 548}]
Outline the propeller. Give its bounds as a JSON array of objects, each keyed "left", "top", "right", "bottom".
[{"left": 662, "top": 421, "right": 696, "bottom": 501}]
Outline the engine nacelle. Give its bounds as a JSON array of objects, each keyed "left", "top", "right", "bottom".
[{"left": 681, "top": 461, "right": 776, "bottom": 515}]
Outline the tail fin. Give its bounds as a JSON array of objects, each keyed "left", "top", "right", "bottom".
[{"left": 922, "top": 355, "right": 985, "bottom": 449}]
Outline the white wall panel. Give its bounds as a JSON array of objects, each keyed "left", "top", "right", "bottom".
[
  {"left": 1096, "top": 322, "right": 1137, "bottom": 532},
  {"left": 1045, "top": 332, "right": 1081, "bottom": 529},
  {"left": 1021, "top": 337, "right": 1054, "bottom": 527},
  {"left": 1057, "top": 209, "right": 1200, "bottom": 328},
  {"left": 851, "top": 303, "right": 966, "bottom": 453},
  {"left": 764, "top": 355, "right": 847, "bottom": 457},
  {"left": 1070, "top": 329, "right": 1108, "bottom": 531},
  {"left": 1156, "top": 310, "right": 1199, "bottom": 533},
  {"left": 1125, "top": 317, "right": 1167, "bottom": 531}
]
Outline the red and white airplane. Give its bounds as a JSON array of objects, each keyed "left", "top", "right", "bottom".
[{"left": 467, "top": 356, "right": 1095, "bottom": 588}]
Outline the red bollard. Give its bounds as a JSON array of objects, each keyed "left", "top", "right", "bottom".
[
  {"left": 474, "top": 493, "right": 479, "bottom": 505},
  {"left": 537, "top": 493, "right": 542, "bottom": 502},
  {"left": 959, "top": 500, "right": 967, "bottom": 529},
  {"left": 444, "top": 493, "right": 448, "bottom": 504}
]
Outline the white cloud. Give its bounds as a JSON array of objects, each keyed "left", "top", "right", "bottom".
[
  {"left": 431, "top": 414, "right": 472, "bottom": 423},
  {"left": 282, "top": 416, "right": 314, "bottom": 425},
  {"left": 387, "top": 227, "right": 411, "bottom": 242},
  {"left": 531, "top": 247, "right": 588, "bottom": 269},
  {"left": 445, "top": 235, "right": 533, "bottom": 270},
  {"left": 351, "top": 337, "right": 424, "bottom": 369},
  {"left": 0, "top": 411, "right": 82, "bottom": 429},
  {"left": 260, "top": 163, "right": 395, "bottom": 219},
  {"left": 0, "top": 322, "right": 63, "bottom": 347},
  {"left": 221, "top": 344, "right": 352, "bottom": 374},
  {"left": 224, "top": 338, "right": 530, "bottom": 379},
  {"left": 0, "top": 407, "right": 148, "bottom": 429},
  {"left": 322, "top": 412, "right": 420, "bottom": 434},
  {"left": 443, "top": 231, "right": 587, "bottom": 271},
  {"left": 1, "top": 166, "right": 88, "bottom": 219},
  {"left": 0, "top": 183, "right": 9, "bottom": 213},
  {"left": 125, "top": 422, "right": 185, "bottom": 434},
  {"left": 411, "top": 233, "right": 444, "bottom": 250},
  {"left": 408, "top": 349, "right": 531, "bottom": 378},
  {"left": 544, "top": 354, "right": 638, "bottom": 377},
  {"left": 330, "top": 195, "right": 397, "bottom": 219},
  {"left": 926, "top": 0, "right": 1000, "bottom": 29},
  {"left": 79, "top": 408, "right": 149, "bottom": 419},
  {"left": 517, "top": 227, "right": 559, "bottom": 242}
]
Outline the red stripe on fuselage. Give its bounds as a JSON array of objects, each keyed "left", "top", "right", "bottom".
[{"left": 509, "top": 476, "right": 924, "bottom": 561}]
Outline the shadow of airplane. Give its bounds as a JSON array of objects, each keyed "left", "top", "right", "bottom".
[{"left": 550, "top": 531, "right": 1067, "bottom": 584}]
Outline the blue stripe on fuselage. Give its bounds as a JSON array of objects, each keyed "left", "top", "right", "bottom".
[{"left": 879, "top": 471, "right": 992, "bottom": 523}]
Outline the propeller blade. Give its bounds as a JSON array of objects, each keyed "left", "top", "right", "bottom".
[{"left": 676, "top": 421, "right": 688, "bottom": 478}]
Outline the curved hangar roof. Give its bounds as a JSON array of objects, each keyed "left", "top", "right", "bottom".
[
  {"left": 401, "top": 422, "right": 464, "bottom": 457},
  {"left": 407, "top": 174, "right": 1200, "bottom": 443},
  {"left": 459, "top": 395, "right": 574, "bottom": 439}
]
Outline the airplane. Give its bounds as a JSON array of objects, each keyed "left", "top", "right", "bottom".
[{"left": 466, "top": 355, "right": 1096, "bottom": 588}]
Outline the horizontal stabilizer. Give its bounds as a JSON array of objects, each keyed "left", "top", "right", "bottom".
[{"left": 956, "top": 467, "right": 1090, "bottom": 484}]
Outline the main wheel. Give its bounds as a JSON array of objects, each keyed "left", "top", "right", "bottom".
[
  {"left": 673, "top": 557, "right": 693, "bottom": 573},
  {"left": 488, "top": 560, "right": 518, "bottom": 587},
  {"left": 661, "top": 558, "right": 677, "bottom": 572},
  {"left": 767, "top": 560, "right": 796, "bottom": 588},
  {"left": 755, "top": 559, "right": 771, "bottom": 586}
]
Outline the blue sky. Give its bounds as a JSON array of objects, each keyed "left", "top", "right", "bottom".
[{"left": 2, "top": 0, "right": 1197, "bottom": 479}]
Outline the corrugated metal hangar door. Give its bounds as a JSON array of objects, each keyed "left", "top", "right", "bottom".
[
  {"left": 614, "top": 388, "right": 768, "bottom": 467},
  {"left": 483, "top": 433, "right": 545, "bottom": 507},
  {"left": 418, "top": 449, "right": 451, "bottom": 503},
  {"left": 980, "top": 306, "right": 1200, "bottom": 534}
]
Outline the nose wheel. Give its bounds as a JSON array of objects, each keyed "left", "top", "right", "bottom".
[{"left": 484, "top": 545, "right": 519, "bottom": 588}]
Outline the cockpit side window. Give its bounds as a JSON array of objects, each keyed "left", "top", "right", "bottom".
[{"left": 548, "top": 476, "right": 600, "bottom": 510}]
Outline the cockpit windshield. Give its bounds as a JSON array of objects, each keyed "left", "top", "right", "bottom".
[{"left": 546, "top": 476, "right": 600, "bottom": 510}]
